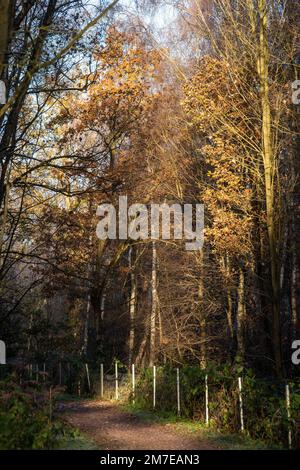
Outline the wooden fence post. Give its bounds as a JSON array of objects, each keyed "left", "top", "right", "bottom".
[
  {"left": 36, "top": 364, "right": 39, "bottom": 382},
  {"left": 132, "top": 364, "right": 135, "bottom": 404},
  {"left": 177, "top": 368, "right": 181, "bottom": 416},
  {"left": 153, "top": 365, "right": 156, "bottom": 409},
  {"left": 85, "top": 363, "right": 91, "bottom": 392},
  {"left": 43, "top": 362, "right": 46, "bottom": 382},
  {"left": 285, "top": 384, "right": 292, "bottom": 450},
  {"left": 49, "top": 386, "right": 53, "bottom": 422},
  {"left": 115, "top": 362, "right": 119, "bottom": 400},
  {"left": 205, "top": 374, "right": 209, "bottom": 426},
  {"left": 100, "top": 364, "right": 104, "bottom": 399},
  {"left": 238, "top": 377, "right": 245, "bottom": 432}
]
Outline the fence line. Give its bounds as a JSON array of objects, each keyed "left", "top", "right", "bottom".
[
  {"left": 205, "top": 374, "right": 209, "bottom": 426},
  {"left": 238, "top": 377, "right": 245, "bottom": 433},
  {"left": 285, "top": 384, "right": 292, "bottom": 450},
  {"left": 85, "top": 363, "right": 91, "bottom": 392},
  {"left": 1, "top": 360, "right": 298, "bottom": 449},
  {"left": 115, "top": 362, "right": 119, "bottom": 400},
  {"left": 132, "top": 364, "right": 135, "bottom": 405},
  {"left": 176, "top": 368, "right": 181, "bottom": 416},
  {"left": 153, "top": 365, "right": 156, "bottom": 410},
  {"left": 100, "top": 364, "right": 104, "bottom": 399}
]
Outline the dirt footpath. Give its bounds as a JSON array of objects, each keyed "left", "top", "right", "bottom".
[{"left": 61, "top": 400, "right": 219, "bottom": 450}]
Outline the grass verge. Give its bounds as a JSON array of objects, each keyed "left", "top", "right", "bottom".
[
  {"left": 121, "top": 404, "right": 283, "bottom": 450},
  {"left": 56, "top": 426, "right": 100, "bottom": 450}
]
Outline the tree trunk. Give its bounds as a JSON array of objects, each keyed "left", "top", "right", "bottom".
[
  {"left": 0, "top": 181, "right": 9, "bottom": 260},
  {"left": 96, "top": 292, "right": 105, "bottom": 341},
  {"left": 257, "top": 0, "right": 283, "bottom": 377},
  {"left": 198, "top": 251, "right": 206, "bottom": 368},
  {"left": 291, "top": 239, "right": 300, "bottom": 338},
  {"left": 236, "top": 266, "right": 246, "bottom": 364},
  {"left": 83, "top": 294, "right": 91, "bottom": 357},
  {"left": 128, "top": 246, "right": 136, "bottom": 365},
  {"left": 149, "top": 242, "right": 157, "bottom": 366},
  {"left": 0, "top": 0, "right": 12, "bottom": 79},
  {"left": 225, "top": 253, "right": 234, "bottom": 344}
]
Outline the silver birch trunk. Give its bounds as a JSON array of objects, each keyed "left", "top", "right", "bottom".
[
  {"left": 128, "top": 246, "right": 136, "bottom": 365},
  {"left": 149, "top": 242, "right": 157, "bottom": 366}
]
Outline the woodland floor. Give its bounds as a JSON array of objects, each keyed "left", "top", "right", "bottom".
[{"left": 60, "top": 400, "right": 220, "bottom": 450}]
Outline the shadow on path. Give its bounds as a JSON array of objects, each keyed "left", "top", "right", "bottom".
[{"left": 61, "top": 400, "right": 220, "bottom": 451}]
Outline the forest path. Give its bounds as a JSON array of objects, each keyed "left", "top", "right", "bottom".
[{"left": 61, "top": 400, "right": 219, "bottom": 450}]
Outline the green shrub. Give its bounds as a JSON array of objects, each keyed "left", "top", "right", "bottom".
[
  {"left": 0, "top": 376, "right": 63, "bottom": 450},
  {"left": 133, "top": 364, "right": 300, "bottom": 448}
]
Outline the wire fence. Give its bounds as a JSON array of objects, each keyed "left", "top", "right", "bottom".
[{"left": 1, "top": 360, "right": 299, "bottom": 449}]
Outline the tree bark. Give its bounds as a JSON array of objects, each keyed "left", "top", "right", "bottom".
[
  {"left": 149, "top": 242, "right": 157, "bottom": 366},
  {"left": 128, "top": 246, "right": 136, "bottom": 365},
  {"left": 198, "top": 250, "right": 206, "bottom": 368},
  {"left": 236, "top": 266, "right": 246, "bottom": 364},
  {"left": 257, "top": 0, "right": 283, "bottom": 377},
  {"left": 83, "top": 294, "right": 91, "bottom": 357},
  {"left": 0, "top": 0, "right": 13, "bottom": 79}
]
